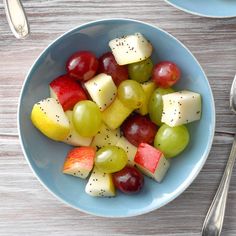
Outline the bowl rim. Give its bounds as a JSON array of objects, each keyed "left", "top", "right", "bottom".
[
  {"left": 17, "top": 18, "right": 216, "bottom": 218},
  {"left": 165, "top": 0, "right": 236, "bottom": 19}
]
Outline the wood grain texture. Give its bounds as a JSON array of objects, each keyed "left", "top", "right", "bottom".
[{"left": 0, "top": 0, "right": 236, "bottom": 235}]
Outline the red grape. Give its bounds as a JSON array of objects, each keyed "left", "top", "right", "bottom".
[
  {"left": 121, "top": 114, "right": 158, "bottom": 147},
  {"left": 152, "top": 61, "right": 181, "bottom": 88},
  {"left": 113, "top": 166, "right": 144, "bottom": 194},
  {"left": 98, "top": 52, "right": 128, "bottom": 86},
  {"left": 66, "top": 51, "right": 98, "bottom": 81}
]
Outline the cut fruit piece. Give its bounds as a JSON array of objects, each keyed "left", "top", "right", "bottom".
[
  {"left": 134, "top": 143, "right": 170, "bottom": 182},
  {"left": 63, "top": 111, "right": 92, "bottom": 146},
  {"left": 63, "top": 147, "right": 95, "bottom": 179},
  {"left": 84, "top": 73, "right": 117, "bottom": 111},
  {"left": 161, "top": 90, "right": 201, "bottom": 127},
  {"left": 31, "top": 98, "right": 70, "bottom": 141},
  {"left": 49, "top": 74, "right": 87, "bottom": 111},
  {"left": 116, "top": 136, "right": 137, "bottom": 166},
  {"left": 102, "top": 97, "right": 133, "bottom": 130},
  {"left": 109, "top": 33, "right": 153, "bottom": 65},
  {"left": 85, "top": 166, "right": 115, "bottom": 197},
  {"left": 91, "top": 123, "right": 120, "bottom": 149},
  {"left": 136, "top": 81, "right": 156, "bottom": 115}
]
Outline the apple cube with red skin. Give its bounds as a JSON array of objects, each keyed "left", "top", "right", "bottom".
[
  {"left": 50, "top": 74, "right": 87, "bottom": 111},
  {"left": 63, "top": 147, "right": 95, "bottom": 179},
  {"left": 134, "top": 143, "right": 170, "bottom": 182}
]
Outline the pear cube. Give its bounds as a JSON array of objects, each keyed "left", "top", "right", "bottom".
[
  {"left": 161, "top": 90, "right": 201, "bottom": 127},
  {"left": 85, "top": 167, "right": 115, "bottom": 197},
  {"left": 136, "top": 81, "right": 156, "bottom": 115},
  {"left": 109, "top": 33, "right": 153, "bottom": 65},
  {"left": 102, "top": 97, "right": 132, "bottom": 130},
  {"left": 84, "top": 73, "right": 117, "bottom": 111},
  {"left": 91, "top": 123, "right": 121, "bottom": 149}
]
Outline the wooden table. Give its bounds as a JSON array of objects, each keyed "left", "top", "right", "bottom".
[{"left": 0, "top": 1, "right": 236, "bottom": 235}]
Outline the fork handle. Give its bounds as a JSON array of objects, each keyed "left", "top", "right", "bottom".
[
  {"left": 201, "top": 134, "right": 236, "bottom": 236},
  {"left": 4, "top": 0, "right": 30, "bottom": 39}
]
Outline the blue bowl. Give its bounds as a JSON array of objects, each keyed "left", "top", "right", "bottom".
[
  {"left": 165, "top": 0, "right": 236, "bottom": 18},
  {"left": 18, "top": 19, "right": 215, "bottom": 217}
]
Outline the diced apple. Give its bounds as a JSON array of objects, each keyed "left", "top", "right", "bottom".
[
  {"left": 109, "top": 33, "right": 153, "bottom": 65},
  {"left": 136, "top": 81, "right": 156, "bottom": 115},
  {"left": 91, "top": 123, "right": 120, "bottom": 149},
  {"left": 84, "top": 73, "right": 117, "bottom": 111},
  {"left": 134, "top": 143, "right": 170, "bottom": 182},
  {"left": 161, "top": 90, "right": 201, "bottom": 127},
  {"left": 31, "top": 98, "right": 70, "bottom": 141},
  {"left": 63, "top": 111, "right": 92, "bottom": 146},
  {"left": 116, "top": 136, "right": 137, "bottom": 166},
  {"left": 63, "top": 147, "right": 95, "bottom": 179},
  {"left": 102, "top": 97, "right": 133, "bottom": 130},
  {"left": 85, "top": 166, "right": 115, "bottom": 197},
  {"left": 49, "top": 75, "right": 87, "bottom": 111}
]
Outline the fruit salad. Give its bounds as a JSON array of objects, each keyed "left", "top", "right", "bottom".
[{"left": 31, "top": 32, "right": 202, "bottom": 197}]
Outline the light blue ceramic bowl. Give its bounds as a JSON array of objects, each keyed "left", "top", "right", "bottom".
[
  {"left": 18, "top": 19, "right": 215, "bottom": 217},
  {"left": 165, "top": 0, "right": 236, "bottom": 18}
]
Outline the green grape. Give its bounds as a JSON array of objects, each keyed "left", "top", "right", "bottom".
[
  {"left": 148, "top": 87, "right": 175, "bottom": 126},
  {"left": 117, "top": 80, "right": 145, "bottom": 109},
  {"left": 73, "top": 100, "right": 102, "bottom": 137},
  {"left": 154, "top": 124, "right": 189, "bottom": 158},
  {"left": 128, "top": 58, "right": 153, "bottom": 83},
  {"left": 95, "top": 146, "right": 128, "bottom": 173}
]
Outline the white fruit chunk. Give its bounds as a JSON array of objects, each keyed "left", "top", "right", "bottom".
[
  {"left": 109, "top": 33, "right": 153, "bottom": 65},
  {"left": 91, "top": 123, "right": 120, "bottom": 149},
  {"left": 31, "top": 98, "right": 70, "bottom": 141},
  {"left": 116, "top": 136, "right": 137, "bottom": 166},
  {"left": 85, "top": 167, "right": 115, "bottom": 197},
  {"left": 161, "top": 90, "right": 201, "bottom": 127},
  {"left": 63, "top": 111, "right": 92, "bottom": 146},
  {"left": 102, "top": 97, "right": 133, "bottom": 130},
  {"left": 84, "top": 73, "right": 117, "bottom": 111},
  {"left": 136, "top": 81, "right": 156, "bottom": 115},
  {"left": 134, "top": 143, "right": 170, "bottom": 182}
]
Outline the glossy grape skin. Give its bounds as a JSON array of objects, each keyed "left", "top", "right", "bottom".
[
  {"left": 117, "top": 80, "right": 145, "bottom": 109},
  {"left": 154, "top": 124, "right": 189, "bottom": 158},
  {"left": 152, "top": 61, "right": 181, "bottom": 88},
  {"left": 148, "top": 87, "right": 175, "bottom": 126},
  {"left": 95, "top": 146, "right": 128, "bottom": 173},
  {"left": 121, "top": 114, "right": 158, "bottom": 147},
  {"left": 128, "top": 58, "right": 153, "bottom": 83},
  {"left": 113, "top": 166, "right": 144, "bottom": 194},
  {"left": 72, "top": 100, "right": 102, "bottom": 137},
  {"left": 98, "top": 52, "right": 128, "bottom": 86},
  {"left": 66, "top": 51, "right": 98, "bottom": 81}
]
